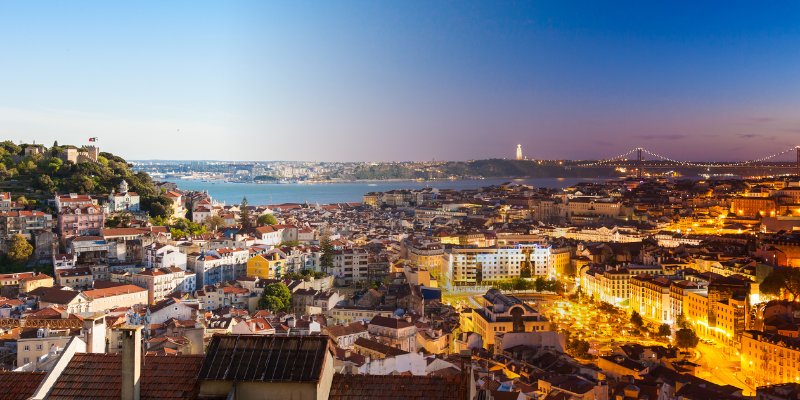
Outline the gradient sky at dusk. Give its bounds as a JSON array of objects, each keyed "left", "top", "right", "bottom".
[{"left": 1, "top": 1, "right": 800, "bottom": 162}]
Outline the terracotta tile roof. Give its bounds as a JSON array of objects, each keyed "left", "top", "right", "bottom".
[
  {"left": 328, "top": 373, "right": 463, "bottom": 399},
  {"left": 325, "top": 322, "right": 367, "bottom": 338},
  {"left": 48, "top": 353, "right": 203, "bottom": 400},
  {"left": 198, "top": 334, "right": 333, "bottom": 383},
  {"left": 83, "top": 284, "right": 146, "bottom": 300},
  {"left": 369, "top": 315, "right": 413, "bottom": 330},
  {"left": 33, "top": 287, "right": 83, "bottom": 305},
  {"left": 353, "top": 338, "right": 409, "bottom": 357},
  {"left": 0, "top": 371, "right": 46, "bottom": 400}
]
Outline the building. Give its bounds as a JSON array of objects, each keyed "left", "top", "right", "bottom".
[
  {"left": 741, "top": 331, "right": 800, "bottom": 388},
  {"left": 516, "top": 144, "right": 523, "bottom": 160},
  {"left": 629, "top": 275, "right": 673, "bottom": 324},
  {"left": 324, "top": 322, "right": 370, "bottom": 349},
  {"left": 0, "top": 211, "right": 53, "bottom": 250},
  {"left": 144, "top": 243, "right": 187, "bottom": 270},
  {"left": 107, "top": 180, "right": 140, "bottom": 212},
  {"left": 580, "top": 266, "right": 631, "bottom": 306},
  {"left": 472, "top": 289, "right": 551, "bottom": 348},
  {"left": 83, "top": 284, "right": 149, "bottom": 313},
  {"left": 246, "top": 250, "right": 286, "bottom": 279},
  {"left": 188, "top": 247, "right": 249, "bottom": 287},
  {"left": 328, "top": 305, "right": 394, "bottom": 325},
  {"left": 57, "top": 204, "right": 104, "bottom": 237},
  {"left": 54, "top": 193, "right": 96, "bottom": 212},
  {"left": 131, "top": 267, "right": 192, "bottom": 304},
  {"left": 367, "top": 315, "right": 417, "bottom": 352},
  {"left": 196, "top": 335, "right": 335, "bottom": 399},
  {"left": 444, "top": 244, "right": 555, "bottom": 289},
  {"left": 332, "top": 248, "right": 370, "bottom": 285}
]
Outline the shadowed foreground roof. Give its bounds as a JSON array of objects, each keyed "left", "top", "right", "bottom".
[
  {"left": 198, "top": 334, "right": 333, "bottom": 383},
  {"left": 0, "top": 371, "right": 46, "bottom": 400},
  {"left": 47, "top": 353, "right": 204, "bottom": 400},
  {"left": 329, "top": 373, "right": 464, "bottom": 399}
]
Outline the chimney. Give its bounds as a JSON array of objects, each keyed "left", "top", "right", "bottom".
[
  {"left": 459, "top": 350, "right": 473, "bottom": 400},
  {"left": 120, "top": 326, "right": 142, "bottom": 400}
]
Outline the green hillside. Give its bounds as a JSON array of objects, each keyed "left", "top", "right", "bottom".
[{"left": 0, "top": 141, "right": 170, "bottom": 217}]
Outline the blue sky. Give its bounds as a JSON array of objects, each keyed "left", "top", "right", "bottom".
[{"left": 1, "top": 1, "right": 800, "bottom": 161}]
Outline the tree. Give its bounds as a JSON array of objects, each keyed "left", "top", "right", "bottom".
[
  {"left": 319, "top": 233, "right": 334, "bottom": 273},
  {"left": 675, "top": 328, "right": 700, "bottom": 351},
  {"left": 7, "top": 234, "right": 33, "bottom": 263},
  {"left": 257, "top": 282, "right": 292, "bottom": 312},
  {"left": 204, "top": 215, "right": 226, "bottom": 231},
  {"left": 567, "top": 338, "right": 591, "bottom": 358},
  {"left": 675, "top": 312, "right": 689, "bottom": 329},
  {"left": 534, "top": 277, "right": 546, "bottom": 292},
  {"left": 106, "top": 212, "right": 133, "bottom": 228},
  {"left": 257, "top": 213, "right": 278, "bottom": 226},
  {"left": 760, "top": 267, "right": 800, "bottom": 301},
  {"left": 658, "top": 323, "right": 672, "bottom": 337},
  {"left": 239, "top": 197, "right": 252, "bottom": 230},
  {"left": 631, "top": 311, "right": 644, "bottom": 328}
]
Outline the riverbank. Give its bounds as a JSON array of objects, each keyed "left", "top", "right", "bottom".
[{"left": 166, "top": 177, "right": 617, "bottom": 205}]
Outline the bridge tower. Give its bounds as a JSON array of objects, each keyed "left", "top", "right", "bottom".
[
  {"left": 796, "top": 145, "right": 800, "bottom": 177},
  {"left": 636, "top": 147, "right": 643, "bottom": 179}
]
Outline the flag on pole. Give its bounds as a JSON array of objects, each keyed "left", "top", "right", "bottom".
[{"left": 88, "top": 137, "right": 98, "bottom": 142}]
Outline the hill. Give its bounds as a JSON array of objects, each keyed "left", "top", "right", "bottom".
[
  {"left": 0, "top": 141, "right": 171, "bottom": 218},
  {"left": 348, "top": 159, "right": 615, "bottom": 180}
]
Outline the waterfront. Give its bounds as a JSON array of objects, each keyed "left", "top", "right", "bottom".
[{"left": 165, "top": 177, "right": 615, "bottom": 205}]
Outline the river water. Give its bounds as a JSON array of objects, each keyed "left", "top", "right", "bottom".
[{"left": 166, "top": 177, "right": 615, "bottom": 205}]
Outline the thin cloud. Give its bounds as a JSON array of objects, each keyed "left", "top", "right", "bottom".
[
  {"left": 634, "top": 134, "right": 688, "bottom": 140},
  {"left": 738, "top": 133, "right": 776, "bottom": 140}
]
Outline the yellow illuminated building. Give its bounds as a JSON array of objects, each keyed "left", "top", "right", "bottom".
[
  {"left": 246, "top": 251, "right": 285, "bottom": 279},
  {"left": 472, "top": 289, "right": 551, "bottom": 348},
  {"left": 741, "top": 331, "right": 800, "bottom": 387}
]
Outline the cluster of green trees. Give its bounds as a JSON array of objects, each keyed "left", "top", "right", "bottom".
[
  {"left": 491, "top": 277, "right": 565, "bottom": 293},
  {"left": 760, "top": 267, "right": 800, "bottom": 301},
  {"left": 257, "top": 282, "right": 292, "bottom": 312},
  {"left": 257, "top": 213, "right": 278, "bottom": 226},
  {"left": 167, "top": 218, "right": 207, "bottom": 238},
  {"left": 562, "top": 330, "right": 591, "bottom": 358},
  {"left": 282, "top": 270, "right": 326, "bottom": 281},
  {"left": 0, "top": 141, "right": 176, "bottom": 219}
]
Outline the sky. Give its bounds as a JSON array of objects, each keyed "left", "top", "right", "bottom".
[{"left": 1, "top": 1, "right": 800, "bottom": 162}]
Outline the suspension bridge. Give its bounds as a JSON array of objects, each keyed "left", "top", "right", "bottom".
[{"left": 574, "top": 145, "right": 800, "bottom": 178}]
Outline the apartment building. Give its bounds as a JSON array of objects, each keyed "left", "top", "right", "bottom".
[
  {"left": 472, "top": 289, "right": 551, "bottom": 348},
  {"left": 629, "top": 275, "right": 672, "bottom": 324},
  {"left": 332, "top": 248, "right": 370, "bottom": 284},
  {"left": 741, "top": 331, "right": 800, "bottom": 387},
  {"left": 188, "top": 247, "right": 249, "bottom": 287},
  {"left": 444, "top": 244, "right": 557, "bottom": 289}
]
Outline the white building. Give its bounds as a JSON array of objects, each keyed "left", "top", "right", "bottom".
[
  {"left": 188, "top": 247, "right": 249, "bottom": 287},
  {"left": 444, "top": 244, "right": 555, "bottom": 289},
  {"left": 144, "top": 243, "right": 188, "bottom": 270},
  {"left": 107, "top": 180, "right": 140, "bottom": 213}
]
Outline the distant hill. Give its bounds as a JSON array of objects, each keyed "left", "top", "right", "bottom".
[
  {"left": 346, "top": 159, "right": 616, "bottom": 180},
  {"left": 0, "top": 141, "right": 170, "bottom": 217}
]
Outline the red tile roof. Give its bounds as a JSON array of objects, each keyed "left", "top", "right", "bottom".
[
  {"left": 0, "top": 371, "right": 46, "bottom": 400},
  {"left": 83, "top": 284, "right": 146, "bottom": 300},
  {"left": 328, "top": 373, "right": 463, "bottom": 399},
  {"left": 48, "top": 353, "right": 203, "bottom": 400}
]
